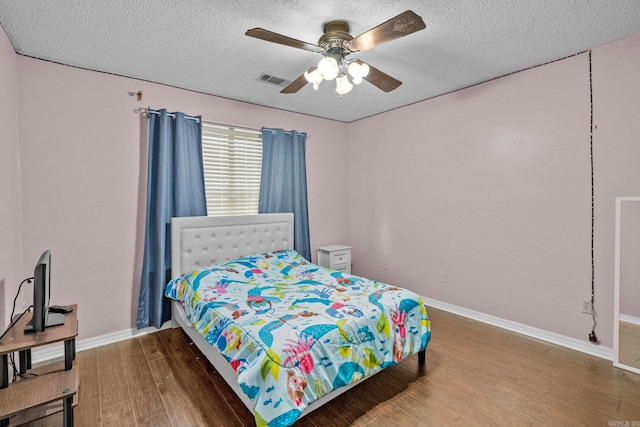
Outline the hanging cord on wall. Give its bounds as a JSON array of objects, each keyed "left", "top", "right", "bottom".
[
  {"left": 588, "top": 50, "right": 599, "bottom": 344},
  {"left": 0, "top": 277, "right": 33, "bottom": 341},
  {"left": 0, "top": 277, "right": 37, "bottom": 382}
]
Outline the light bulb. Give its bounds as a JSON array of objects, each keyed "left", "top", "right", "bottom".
[
  {"left": 304, "top": 68, "right": 323, "bottom": 90},
  {"left": 348, "top": 61, "right": 370, "bottom": 85},
  {"left": 360, "top": 62, "right": 370, "bottom": 77},
  {"left": 317, "top": 56, "right": 339, "bottom": 81},
  {"left": 335, "top": 74, "right": 353, "bottom": 95}
]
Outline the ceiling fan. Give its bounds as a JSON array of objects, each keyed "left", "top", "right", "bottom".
[{"left": 245, "top": 10, "right": 426, "bottom": 95}]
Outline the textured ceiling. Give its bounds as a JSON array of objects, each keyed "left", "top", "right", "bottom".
[{"left": 1, "top": 1, "right": 640, "bottom": 122}]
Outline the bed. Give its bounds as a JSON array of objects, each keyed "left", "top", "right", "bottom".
[{"left": 166, "top": 213, "right": 430, "bottom": 426}]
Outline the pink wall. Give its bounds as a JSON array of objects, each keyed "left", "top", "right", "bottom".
[
  {"left": 592, "top": 34, "right": 640, "bottom": 323},
  {"left": 0, "top": 27, "right": 22, "bottom": 330},
  {"left": 15, "top": 57, "right": 348, "bottom": 339},
  {"left": 6, "top": 29, "right": 640, "bottom": 349},
  {"left": 348, "top": 53, "right": 593, "bottom": 342},
  {"left": 348, "top": 34, "right": 640, "bottom": 348}
]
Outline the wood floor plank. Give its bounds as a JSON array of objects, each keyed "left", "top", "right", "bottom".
[
  {"left": 18, "top": 306, "right": 640, "bottom": 426},
  {"left": 620, "top": 320, "right": 640, "bottom": 369},
  {"left": 391, "top": 383, "right": 463, "bottom": 424},
  {"left": 139, "top": 330, "right": 170, "bottom": 362},
  {"left": 119, "top": 338, "right": 172, "bottom": 427},
  {"left": 368, "top": 396, "right": 423, "bottom": 426},
  {"left": 328, "top": 387, "right": 380, "bottom": 426},
  {"left": 97, "top": 340, "right": 130, "bottom": 410},
  {"left": 289, "top": 414, "right": 317, "bottom": 427},
  {"left": 149, "top": 354, "right": 210, "bottom": 426},
  {"left": 202, "top": 359, "right": 257, "bottom": 426},
  {"left": 101, "top": 399, "right": 137, "bottom": 427},
  {"left": 178, "top": 345, "right": 250, "bottom": 427},
  {"left": 158, "top": 328, "right": 245, "bottom": 427},
  {"left": 156, "top": 329, "right": 255, "bottom": 426},
  {"left": 76, "top": 348, "right": 101, "bottom": 427},
  {"left": 117, "top": 335, "right": 145, "bottom": 356},
  {"left": 180, "top": 328, "right": 265, "bottom": 426},
  {"left": 301, "top": 402, "right": 352, "bottom": 427}
]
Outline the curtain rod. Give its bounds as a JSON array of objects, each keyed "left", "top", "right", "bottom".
[
  {"left": 146, "top": 108, "right": 200, "bottom": 123},
  {"left": 137, "top": 108, "right": 309, "bottom": 138},
  {"left": 263, "top": 127, "right": 307, "bottom": 137},
  {"left": 139, "top": 108, "right": 260, "bottom": 133}
]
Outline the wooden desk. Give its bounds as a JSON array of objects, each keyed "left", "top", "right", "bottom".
[{"left": 0, "top": 305, "right": 78, "bottom": 426}]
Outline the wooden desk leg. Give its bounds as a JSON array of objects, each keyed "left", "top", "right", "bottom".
[
  {"left": 64, "top": 339, "right": 74, "bottom": 371},
  {"left": 19, "top": 350, "right": 27, "bottom": 375},
  {"left": 0, "top": 354, "right": 7, "bottom": 388},
  {"left": 19, "top": 349, "right": 32, "bottom": 375},
  {"left": 63, "top": 395, "right": 74, "bottom": 427}
]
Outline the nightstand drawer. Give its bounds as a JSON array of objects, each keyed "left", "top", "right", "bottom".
[
  {"left": 333, "top": 263, "right": 350, "bottom": 273},
  {"left": 330, "top": 251, "right": 350, "bottom": 265}
]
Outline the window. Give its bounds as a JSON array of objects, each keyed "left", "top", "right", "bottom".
[{"left": 201, "top": 123, "right": 262, "bottom": 216}]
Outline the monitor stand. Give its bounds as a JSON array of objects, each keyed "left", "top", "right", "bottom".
[{"left": 23, "top": 312, "right": 66, "bottom": 333}]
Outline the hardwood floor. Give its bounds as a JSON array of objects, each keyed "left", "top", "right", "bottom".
[
  {"left": 619, "top": 320, "right": 640, "bottom": 370},
  {"left": 21, "top": 307, "right": 640, "bottom": 426}
]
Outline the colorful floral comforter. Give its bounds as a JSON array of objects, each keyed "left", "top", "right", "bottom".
[{"left": 165, "top": 249, "right": 431, "bottom": 427}]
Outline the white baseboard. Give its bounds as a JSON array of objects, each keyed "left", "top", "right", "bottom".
[
  {"left": 620, "top": 314, "right": 640, "bottom": 326},
  {"left": 31, "top": 321, "right": 173, "bottom": 365},
  {"left": 31, "top": 298, "right": 614, "bottom": 365},
  {"left": 422, "top": 296, "right": 613, "bottom": 361}
]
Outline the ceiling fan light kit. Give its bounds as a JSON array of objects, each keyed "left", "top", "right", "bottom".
[
  {"left": 304, "top": 67, "right": 323, "bottom": 90},
  {"left": 335, "top": 74, "right": 353, "bottom": 95},
  {"left": 348, "top": 61, "right": 370, "bottom": 85},
  {"left": 317, "top": 56, "right": 340, "bottom": 81},
  {"left": 245, "top": 10, "right": 426, "bottom": 97},
  {"left": 305, "top": 56, "right": 368, "bottom": 95}
]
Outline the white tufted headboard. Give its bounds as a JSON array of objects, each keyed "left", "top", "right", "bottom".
[{"left": 170, "top": 213, "right": 294, "bottom": 278}]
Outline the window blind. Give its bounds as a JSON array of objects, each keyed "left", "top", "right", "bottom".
[{"left": 201, "top": 123, "right": 262, "bottom": 216}]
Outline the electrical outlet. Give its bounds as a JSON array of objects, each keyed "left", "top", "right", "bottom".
[
  {"left": 440, "top": 271, "right": 448, "bottom": 283},
  {"left": 581, "top": 299, "right": 593, "bottom": 314}
]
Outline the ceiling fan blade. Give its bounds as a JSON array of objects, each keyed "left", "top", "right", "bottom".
[
  {"left": 362, "top": 62, "right": 402, "bottom": 92},
  {"left": 246, "top": 28, "right": 323, "bottom": 53},
  {"left": 348, "top": 10, "right": 426, "bottom": 53},
  {"left": 281, "top": 68, "right": 315, "bottom": 93}
]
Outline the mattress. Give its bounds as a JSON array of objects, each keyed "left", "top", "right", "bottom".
[{"left": 165, "top": 249, "right": 431, "bottom": 427}]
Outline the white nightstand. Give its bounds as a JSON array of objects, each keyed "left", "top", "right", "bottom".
[{"left": 316, "top": 245, "right": 351, "bottom": 274}]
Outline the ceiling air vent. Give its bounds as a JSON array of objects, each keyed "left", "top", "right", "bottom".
[{"left": 256, "top": 73, "right": 291, "bottom": 87}]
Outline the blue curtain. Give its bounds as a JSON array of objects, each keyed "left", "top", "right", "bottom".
[
  {"left": 137, "top": 109, "right": 207, "bottom": 329},
  {"left": 259, "top": 128, "right": 311, "bottom": 261}
]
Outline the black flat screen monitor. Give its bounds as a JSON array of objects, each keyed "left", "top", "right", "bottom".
[{"left": 24, "top": 250, "right": 64, "bottom": 333}]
